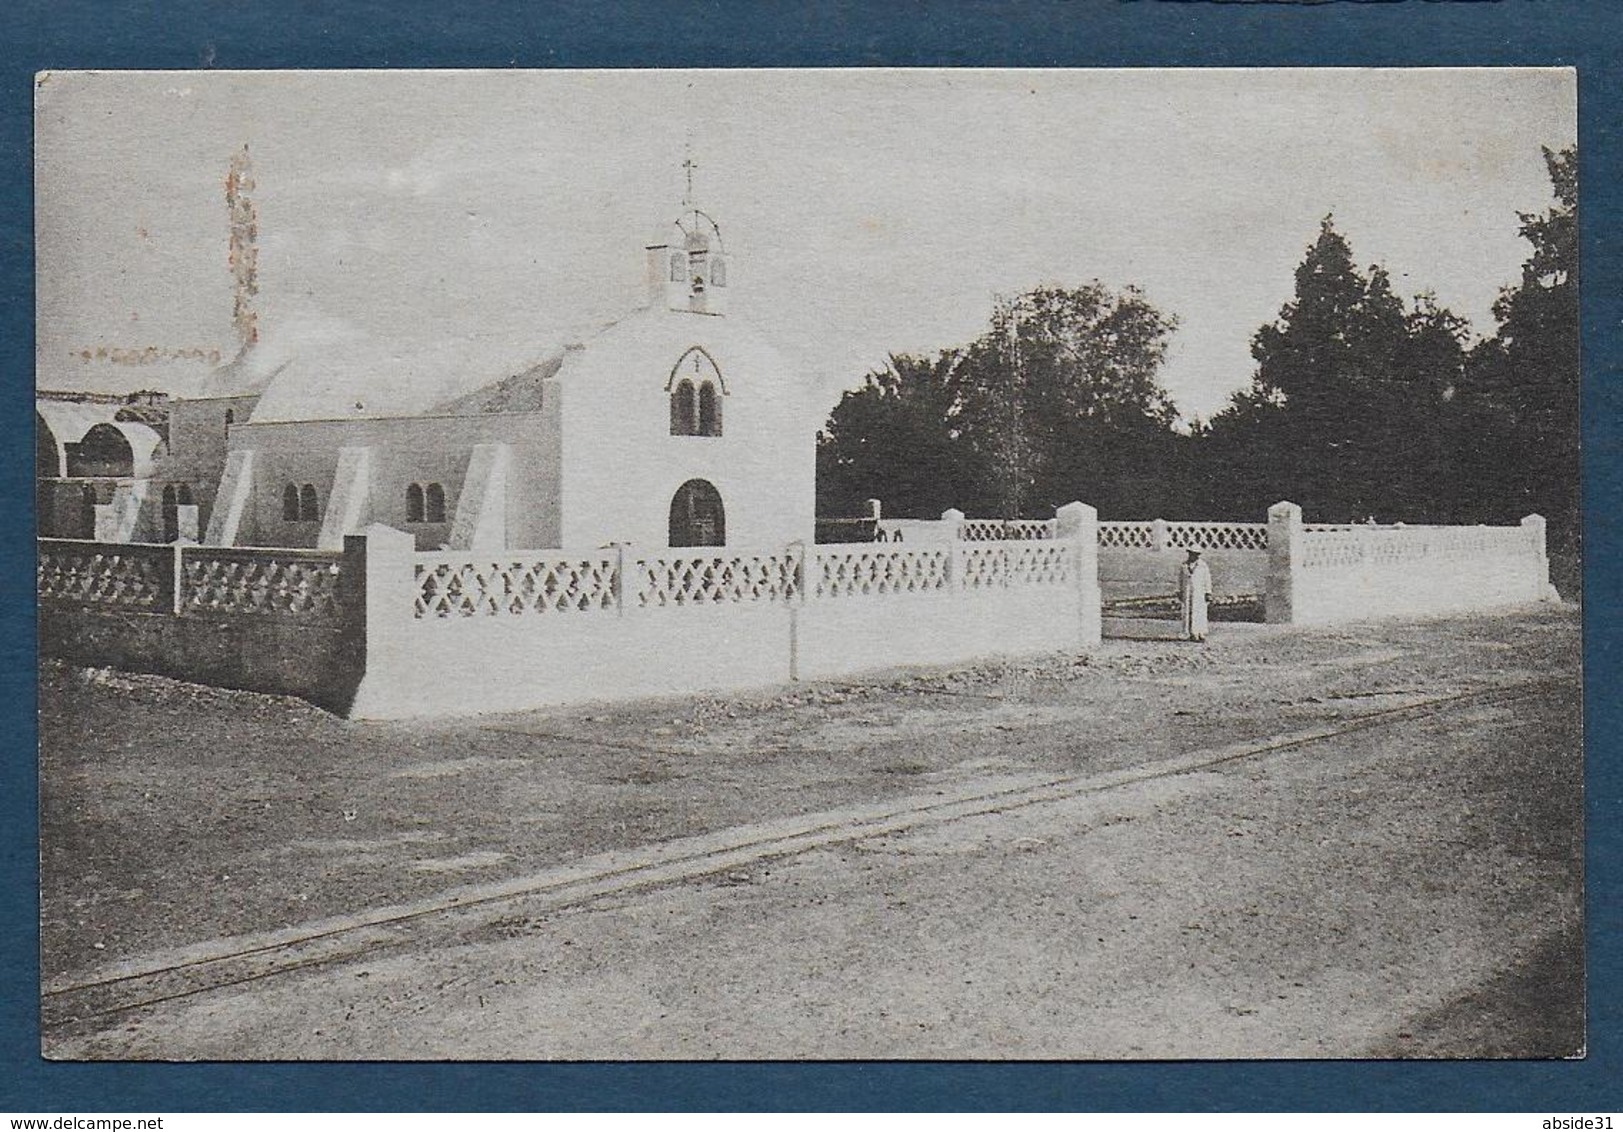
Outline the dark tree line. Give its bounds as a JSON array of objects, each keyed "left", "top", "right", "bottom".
[{"left": 818, "top": 146, "right": 1579, "bottom": 554}]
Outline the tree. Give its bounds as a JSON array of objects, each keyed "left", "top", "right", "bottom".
[
  {"left": 1204, "top": 216, "right": 1469, "bottom": 522},
  {"left": 815, "top": 351, "right": 971, "bottom": 520},
  {"left": 952, "top": 283, "right": 1180, "bottom": 517},
  {"left": 817, "top": 282, "right": 1182, "bottom": 521},
  {"left": 1454, "top": 146, "right": 1579, "bottom": 538}
]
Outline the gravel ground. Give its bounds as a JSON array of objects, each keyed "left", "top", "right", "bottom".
[{"left": 38, "top": 605, "right": 1582, "bottom": 1058}]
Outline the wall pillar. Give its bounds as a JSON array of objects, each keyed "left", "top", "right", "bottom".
[
  {"left": 1265, "top": 501, "right": 1302, "bottom": 624},
  {"left": 786, "top": 539, "right": 808, "bottom": 682},
  {"left": 340, "top": 523, "right": 417, "bottom": 719},
  {"left": 611, "top": 542, "right": 632, "bottom": 617},
  {"left": 1150, "top": 518, "right": 1170, "bottom": 553},
  {"left": 1055, "top": 501, "right": 1101, "bottom": 646},
  {"left": 942, "top": 508, "right": 965, "bottom": 586},
  {"left": 1522, "top": 514, "right": 1560, "bottom": 602},
  {"left": 167, "top": 538, "right": 195, "bottom": 616},
  {"left": 174, "top": 504, "right": 200, "bottom": 543}
]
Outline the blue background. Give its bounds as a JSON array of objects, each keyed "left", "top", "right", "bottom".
[{"left": 2, "top": 0, "right": 1618, "bottom": 1113}]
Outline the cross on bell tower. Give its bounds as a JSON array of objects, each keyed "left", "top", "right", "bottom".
[
  {"left": 643, "top": 149, "right": 729, "bottom": 315},
  {"left": 681, "top": 151, "right": 699, "bottom": 207}
]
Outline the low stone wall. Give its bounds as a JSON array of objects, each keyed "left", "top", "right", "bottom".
[
  {"left": 1264, "top": 503, "right": 1557, "bottom": 625},
  {"left": 348, "top": 504, "right": 1100, "bottom": 719},
  {"left": 38, "top": 539, "right": 360, "bottom": 712}
]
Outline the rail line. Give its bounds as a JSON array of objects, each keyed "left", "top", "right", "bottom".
[{"left": 41, "top": 676, "right": 1561, "bottom": 1030}]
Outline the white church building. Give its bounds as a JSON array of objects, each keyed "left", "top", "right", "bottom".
[{"left": 162, "top": 203, "right": 821, "bottom": 554}]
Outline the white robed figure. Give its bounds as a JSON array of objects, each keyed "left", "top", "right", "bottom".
[{"left": 1178, "top": 548, "right": 1213, "bottom": 642}]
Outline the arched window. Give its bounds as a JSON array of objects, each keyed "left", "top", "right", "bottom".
[
  {"left": 406, "top": 483, "right": 424, "bottom": 523},
  {"left": 282, "top": 483, "right": 300, "bottom": 521},
  {"left": 698, "top": 381, "right": 722, "bottom": 436},
  {"left": 669, "top": 479, "right": 725, "bottom": 547},
  {"left": 299, "top": 484, "right": 319, "bottom": 522},
  {"left": 671, "top": 379, "right": 698, "bottom": 435},
  {"left": 425, "top": 483, "right": 446, "bottom": 523},
  {"left": 711, "top": 257, "right": 727, "bottom": 287},
  {"left": 670, "top": 252, "right": 685, "bottom": 283}
]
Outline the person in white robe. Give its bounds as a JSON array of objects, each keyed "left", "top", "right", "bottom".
[{"left": 1178, "top": 548, "right": 1213, "bottom": 642}]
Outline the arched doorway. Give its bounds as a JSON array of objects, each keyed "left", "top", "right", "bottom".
[{"left": 669, "top": 479, "right": 725, "bottom": 547}]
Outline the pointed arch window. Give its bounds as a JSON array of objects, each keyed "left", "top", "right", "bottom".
[
  {"left": 406, "top": 483, "right": 425, "bottom": 523},
  {"left": 282, "top": 483, "right": 301, "bottom": 521},
  {"left": 298, "top": 484, "right": 319, "bottom": 522},
  {"left": 667, "top": 347, "right": 726, "bottom": 437}
]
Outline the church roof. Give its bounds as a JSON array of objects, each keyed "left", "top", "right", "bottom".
[{"left": 246, "top": 333, "right": 571, "bottom": 424}]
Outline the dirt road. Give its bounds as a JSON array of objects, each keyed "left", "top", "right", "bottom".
[{"left": 39, "top": 607, "right": 1583, "bottom": 1059}]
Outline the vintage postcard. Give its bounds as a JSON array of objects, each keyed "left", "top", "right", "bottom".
[{"left": 34, "top": 67, "right": 1580, "bottom": 1061}]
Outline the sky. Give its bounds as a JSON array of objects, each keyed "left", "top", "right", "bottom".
[{"left": 34, "top": 68, "right": 1576, "bottom": 421}]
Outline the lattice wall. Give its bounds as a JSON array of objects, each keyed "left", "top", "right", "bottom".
[
  {"left": 1299, "top": 525, "right": 1535, "bottom": 571},
  {"left": 1097, "top": 522, "right": 1154, "bottom": 549},
  {"left": 415, "top": 555, "right": 618, "bottom": 618},
  {"left": 1166, "top": 522, "right": 1268, "bottom": 552},
  {"left": 184, "top": 551, "right": 344, "bottom": 617},
  {"left": 959, "top": 542, "right": 1073, "bottom": 589},
  {"left": 957, "top": 518, "right": 1056, "bottom": 542},
  {"left": 37, "top": 542, "right": 167, "bottom": 610},
  {"left": 814, "top": 547, "right": 949, "bottom": 598},
  {"left": 636, "top": 551, "right": 801, "bottom": 608}
]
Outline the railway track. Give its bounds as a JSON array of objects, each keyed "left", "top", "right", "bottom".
[{"left": 41, "top": 676, "right": 1560, "bottom": 1032}]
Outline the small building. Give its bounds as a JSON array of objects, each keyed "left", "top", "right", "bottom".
[{"left": 35, "top": 392, "right": 170, "bottom": 540}]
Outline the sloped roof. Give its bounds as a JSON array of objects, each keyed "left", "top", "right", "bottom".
[
  {"left": 247, "top": 333, "right": 573, "bottom": 424},
  {"left": 429, "top": 349, "right": 570, "bottom": 415}
]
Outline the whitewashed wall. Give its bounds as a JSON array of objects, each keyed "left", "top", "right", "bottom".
[
  {"left": 348, "top": 505, "right": 1099, "bottom": 719},
  {"left": 1264, "top": 503, "right": 1557, "bottom": 625}
]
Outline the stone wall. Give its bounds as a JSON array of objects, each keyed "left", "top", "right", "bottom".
[
  {"left": 348, "top": 502, "right": 1101, "bottom": 719},
  {"left": 1263, "top": 502, "right": 1557, "bottom": 625},
  {"left": 40, "top": 503, "right": 1102, "bottom": 720},
  {"left": 38, "top": 539, "right": 360, "bottom": 712}
]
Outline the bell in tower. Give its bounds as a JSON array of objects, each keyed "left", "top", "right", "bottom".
[{"left": 642, "top": 156, "right": 729, "bottom": 316}]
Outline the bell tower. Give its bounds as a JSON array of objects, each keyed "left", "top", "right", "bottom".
[{"left": 643, "top": 155, "right": 729, "bottom": 316}]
